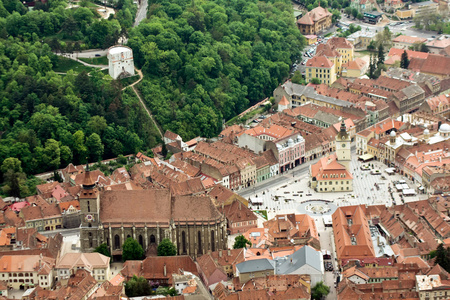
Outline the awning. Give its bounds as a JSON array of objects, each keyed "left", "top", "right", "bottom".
[{"left": 359, "top": 154, "right": 374, "bottom": 161}]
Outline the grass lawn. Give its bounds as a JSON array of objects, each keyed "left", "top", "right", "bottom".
[
  {"left": 324, "top": 32, "right": 333, "bottom": 37},
  {"left": 254, "top": 210, "right": 268, "bottom": 220},
  {"left": 53, "top": 56, "right": 95, "bottom": 73},
  {"left": 355, "top": 50, "right": 373, "bottom": 57},
  {"left": 78, "top": 56, "right": 109, "bottom": 65}
]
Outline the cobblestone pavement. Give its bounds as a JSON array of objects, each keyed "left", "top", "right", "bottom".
[{"left": 247, "top": 154, "right": 428, "bottom": 220}]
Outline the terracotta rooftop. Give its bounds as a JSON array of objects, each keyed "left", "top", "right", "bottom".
[{"left": 306, "top": 56, "right": 334, "bottom": 68}]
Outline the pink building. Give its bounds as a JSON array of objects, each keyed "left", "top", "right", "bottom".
[{"left": 267, "top": 133, "right": 305, "bottom": 173}]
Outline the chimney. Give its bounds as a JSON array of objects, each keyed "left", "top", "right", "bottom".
[
  {"left": 239, "top": 202, "right": 242, "bottom": 210},
  {"left": 219, "top": 250, "right": 223, "bottom": 258},
  {"left": 163, "top": 263, "right": 167, "bottom": 277},
  {"left": 228, "top": 249, "right": 231, "bottom": 256}
]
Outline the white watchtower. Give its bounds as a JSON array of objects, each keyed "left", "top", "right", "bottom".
[{"left": 107, "top": 46, "right": 135, "bottom": 79}]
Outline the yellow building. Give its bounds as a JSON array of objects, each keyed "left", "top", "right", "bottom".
[
  {"left": 316, "top": 37, "right": 354, "bottom": 75},
  {"left": 305, "top": 35, "right": 318, "bottom": 45},
  {"left": 395, "top": 9, "right": 414, "bottom": 19},
  {"left": 329, "top": 37, "right": 354, "bottom": 66},
  {"left": 305, "top": 56, "right": 336, "bottom": 85},
  {"left": 310, "top": 120, "right": 353, "bottom": 192},
  {"left": 297, "top": 6, "right": 332, "bottom": 35},
  {"left": 341, "top": 58, "right": 368, "bottom": 78}
]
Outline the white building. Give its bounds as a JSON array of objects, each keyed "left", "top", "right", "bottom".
[
  {"left": 107, "top": 46, "right": 135, "bottom": 79},
  {"left": 276, "top": 245, "right": 324, "bottom": 286},
  {"left": 55, "top": 253, "right": 110, "bottom": 282},
  {"left": 0, "top": 255, "right": 55, "bottom": 290}
]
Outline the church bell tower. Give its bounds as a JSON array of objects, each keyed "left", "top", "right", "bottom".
[
  {"left": 79, "top": 165, "right": 100, "bottom": 251},
  {"left": 336, "top": 119, "right": 351, "bottom": 170}
]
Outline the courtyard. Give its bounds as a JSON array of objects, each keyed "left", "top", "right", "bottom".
[{"left": 247, "top": 154, "right": 429, "bottom": 221}]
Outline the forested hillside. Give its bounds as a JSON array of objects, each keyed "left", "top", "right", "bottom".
[
  {"left": 0, "top": 0, "right": 159, "bottom": 197},
  {"left": 128, "top": 0, "right": 305, "bottom": 139}
]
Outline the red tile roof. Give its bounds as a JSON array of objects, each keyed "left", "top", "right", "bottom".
[{"left": 306, "top": 56, "right": 334, "bottom": 68}]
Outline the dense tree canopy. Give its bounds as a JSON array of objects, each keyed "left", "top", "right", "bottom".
[
  {"left": 233, "top": 235, "right": 252, "bottom": 249},
  {"left": 129, "top": 0, "right": 305, "bottom": 139},
  {"left": 122, "top": 237, "right": 145, "bottom": 261},
  {"left": 0, "top": 38, "right": 160, "bottom": 192},
  {"left": 94, "top": 243, "right": 111, "bottom": 258},
  {"left": 0, "top": 0, "right": 161, "bottom": 194},
  {"left": 157, "top": 238, "right": 177, "bottom": 256}
]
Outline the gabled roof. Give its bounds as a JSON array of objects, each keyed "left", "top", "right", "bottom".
[
  {"left": 236, "top": 258, "right": 275, "bottom": 273},
  {"left": 276, "top": 245, "right": 322, "bottom": 274},
  {"left": 306, "top": 56, "right": 334, "bottom": 69}
]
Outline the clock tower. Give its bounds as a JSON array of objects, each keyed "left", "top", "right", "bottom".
[
  {"left": 336, "top": 119, "right": 351, "bottom": 170},
  {"left": 79, "top": 165, "right": 101, "bottom": 251}
]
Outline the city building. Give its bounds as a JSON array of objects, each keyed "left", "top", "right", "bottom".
[
  {"left": 79, "top": 169, "right": 227, "bottom": 259},
  {"left": 419, "top": 94, "right": 450, "bottom": 119},
  {"left": 0, "top": 255, "right": 55, "bottom": 290},
  {"left": 392, "top": 35, "right": 428, "bottom": 50},
  {"left": 350, "top": 0, "right": 375, "bottom": 13},
  {"left": 274, "top": 80, "right": 354, "bottom": 109},
  {"left": 409, "top": 0, "right": 438, "bottom": 18},
  {"left": 304, "top": 35, "right": 317, "bottom": 45},
  {"left": 332, "top": 206, "right": 376, "bottom": 264},
  {"left": 107, "top": 45, "right": 135, "bottom": 80},
  {"left": 416, "top": 275, "right": 450, "bottom": 299},
  {"left": 55, "top": 253, "right": 110, "bottom": 282},
  {"left": 235, "top": 258, "right": 275, "bottom": 284},
  {"left": 296, "top": 6, "right": 332, "bottom": 35},
  {"left": 363, "top": 11, "right": 383, "bottom": 24},
  {"left": 341, "top": 58, "right": 368, "bottom": 78},
  {"left": 409, "top": 54, "right": 450, "bottom": 79},
  {"left": 305, "top": 56, "right": 336, "bottom": 85},
  {"left": 346, "top": 29, "right": 377, "bottom": 49},
  {"left": 426, "top": 38, "right": 450, "bottom": 55},
  {"left": 310, "top": 120, "right": 353, "bottom": 192},
  {"left": 275, "top": 245, "right": 324, "bottom": 286}
]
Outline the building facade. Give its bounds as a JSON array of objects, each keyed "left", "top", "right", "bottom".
[
  {"left": 107, "top": 46, "right": 135, "bottom": 80},
  {"left": 296, "top": 6, "right": 332, "bottom": 35},
  {"left": 79, "top": 170, "right": 227, "bottom": 260}
]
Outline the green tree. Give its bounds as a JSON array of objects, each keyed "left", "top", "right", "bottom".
[
  {"left": 377, "top": 44, "right": 385, "bottom": 65},
  {"left": 233, "top": 235, "right": 252, "bottom": 249},
  {"left": 122, "top": 237, "right": 144, "bottom": 261},
  {"left": 344, "top": 7, "right": 351, "bottom": 16},
  {"left": 73, "top": 130, "right": 87, "bottom": 164},
  {"left": 157, "top": 238, "right": 177, "bottom": 256},
  {"left": 367, "top": 40, "right": 376, "bottom": 51},
  {"left": 351, "top": 8, "right": 358, "bottom": 19},
  {"left": 420, "top": 43, "right": 430, "bottom": 53},
  {"left": 435, "top": 244, "right": 450, "bottom": 272},
  {"left": 94, "top": 243, "right": 111, "bottom": 257},
  {"left": 291, "top": 71, "right": 304, "bottom": 85},
  {"left": 311, "top": 78, "right": 321, "bottom": 84},
  {"left": 368, "top": 54, "right": 376, "bottom": 79},
  {"left": 88, "top": 116, "right": 108, "bottom": 135},
  {"left": 86, "top": 133, "right": 104, "bottom": 162},
  {"left": 312, "top": 282, "right": 330, "bottom": 300},
  {"left": 400, "top": 50, "right": 409, "bottom": 69},
  {"left": 125, "top": 275, "right": 152, "bottom": 297},
  {"left": 1, "top": 158, "right": 29, "bottom": 197}
]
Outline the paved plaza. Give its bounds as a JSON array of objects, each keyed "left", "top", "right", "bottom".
[{"left": 247, "top": 154, "right": 428, "bottom": 221}]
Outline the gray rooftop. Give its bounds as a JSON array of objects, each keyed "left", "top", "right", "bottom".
[
  {"left": 276, "top": 245, "right": 323, "bottom": 274},
  {"left": 283, "top": 81, "right": 353, "bottom": 108},
  {"left": 236, "top": 258, "right": 275, "bottom": 273},
  {"left": 385, "top": 68, "right": 440, "bottom": 85}
]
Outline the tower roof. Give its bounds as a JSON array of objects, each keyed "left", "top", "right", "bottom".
[
  {"left": 82, "top": 165, "right": 96, "bottom": 190},
  {"left": 337, "top": 119, "right": 349, "bottom": 140}
]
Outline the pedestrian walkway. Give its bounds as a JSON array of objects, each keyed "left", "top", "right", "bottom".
[{"left": 247, "top": 154, "right": 428, "bottom": 221}]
